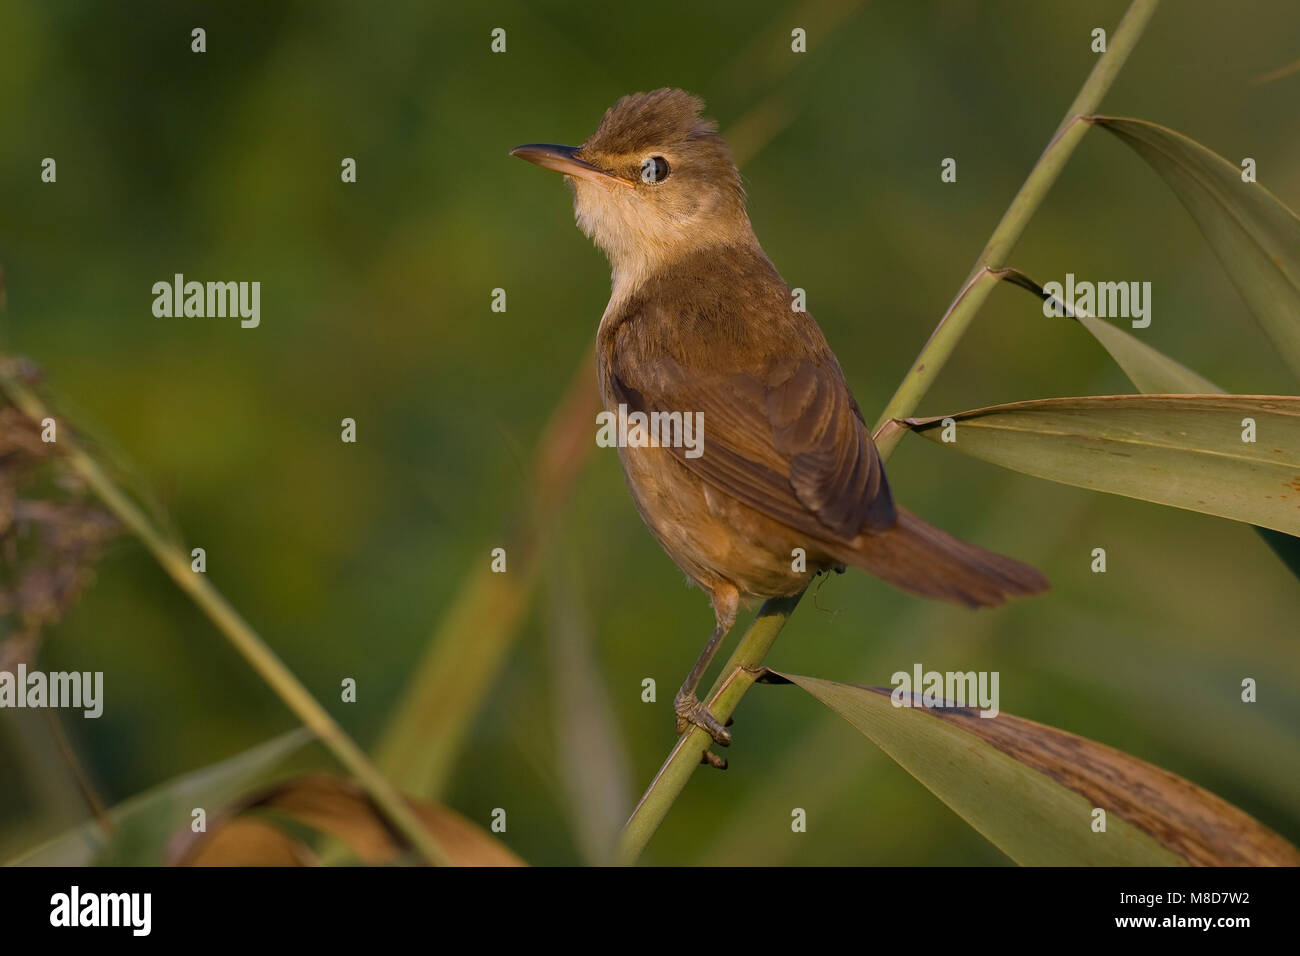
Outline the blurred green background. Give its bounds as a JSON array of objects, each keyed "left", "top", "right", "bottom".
[{"left": 1, "top": 0, "right": 1297, "bottom": 865}]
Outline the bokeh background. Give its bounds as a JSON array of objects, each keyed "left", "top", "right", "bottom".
[{"left": 1, "top": 0, "right": 1297, "bottom": 865}]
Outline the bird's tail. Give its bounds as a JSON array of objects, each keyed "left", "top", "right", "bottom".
[{"left": 847, "top": 507, "right": 1049, "bottom": 609}]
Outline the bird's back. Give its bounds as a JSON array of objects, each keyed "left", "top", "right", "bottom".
[
  {"left": 596, "top": 239, "right": 1048, "bottom": 608},
  {"left": 599, "top": 241, "right": 833, "bottom": 377},
  {"left": 596, "top": 240, "right": 891, "bottom": 596}
]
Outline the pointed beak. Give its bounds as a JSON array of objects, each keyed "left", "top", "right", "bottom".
[{"left": 510, "top": 143, "right": 634, "bottom": 188}]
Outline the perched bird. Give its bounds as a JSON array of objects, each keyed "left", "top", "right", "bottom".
[{"left": 513, "top": 89, "right": 1048, "bottom": 767}]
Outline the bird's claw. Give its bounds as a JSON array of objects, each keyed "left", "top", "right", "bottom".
[
  {"left": 674, "top": 693, "right": 732, "bottom": 747},
  {"left": 699, "top": 750, "right": 728, "bottom": 770}
]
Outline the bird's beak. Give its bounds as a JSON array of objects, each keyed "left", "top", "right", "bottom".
[{"left": 510, "top": 143, "right": 634, "bottom": 188}]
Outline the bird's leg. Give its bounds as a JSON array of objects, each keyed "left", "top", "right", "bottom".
[
  {"left": 673, "top": 620, "right": 732, "bottom": 743},
  {"left": 674, "top": 586, "right": 739, "bottom": 760}
]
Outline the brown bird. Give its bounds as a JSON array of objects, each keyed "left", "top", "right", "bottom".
[{"left": 513, "top": 89, "right": 1048, "bottom": 767}]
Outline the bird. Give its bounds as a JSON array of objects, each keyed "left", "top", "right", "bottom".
[{"left": 512, "top": 89, "right": 1048, "bottom": 768}]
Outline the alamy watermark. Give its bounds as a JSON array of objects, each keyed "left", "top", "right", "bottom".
[
  {"left": 596, "top": 402, "right": 704, "bottom": 459},
  {"left": 0, "top": 665, "right": 103, "bottom": 718},
  {"left": 891, "top": 663, "right": 999, "bottom": 718},
  {"left": 152, "top": 273, "right": 260, "bottom": 328},
  {"left": 50, "top": 886, "right": 150, "bottom": 936},
  {"left": 1042, "top": 272, "right": 1151, "bottom": 328}
]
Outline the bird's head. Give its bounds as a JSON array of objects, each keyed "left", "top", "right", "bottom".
[{"left": 512, "top": 89, "right": 752, "bottom": 286}]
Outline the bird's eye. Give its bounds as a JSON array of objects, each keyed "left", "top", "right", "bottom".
[{"left": 640, "top": 156, "right": 670, "bottom": 184}]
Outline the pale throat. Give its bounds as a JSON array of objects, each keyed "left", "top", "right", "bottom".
[{"left": 574, "top": 181, "right": 757, "bottom": 325}]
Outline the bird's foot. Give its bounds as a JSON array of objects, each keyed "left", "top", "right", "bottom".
[
  {"left": 680, "top": 697, "right": 730, "bottom": 770},
  {"left": 674, "top": 692, "right": 733, "bottom": 749}
]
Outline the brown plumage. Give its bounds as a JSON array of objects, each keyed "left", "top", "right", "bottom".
[{"left": 513, "top": 89, "right": 1048, "bottom": 763}]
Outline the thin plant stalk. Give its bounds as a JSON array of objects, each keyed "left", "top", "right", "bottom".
[
  {"left": 45, "top": 710, "right": 114, "bottom": 833},
  {"left": 615, "top": 0, "right": 1162, "bottom": 865},
  {"left": 0, "top": 368, "right": 453, "bottom": 867}
]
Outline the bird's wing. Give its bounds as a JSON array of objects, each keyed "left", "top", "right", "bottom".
[{"left": 606, "top": 345, "right": 897, "bottom": 543}]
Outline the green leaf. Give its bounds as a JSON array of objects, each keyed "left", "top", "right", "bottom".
[
  {"left": 1067, "top": 325, "right": 1300, "bottom": 577},
  {"left": 8, "top": 728, "right": 313, "bottom": 866},
  {"left": 776, "top": 672, "right": 1300, "bottom": 866},
  {"left": 1094, "top": 116, "right": 1300, "bottom": 379},
  {"left": 999, "top": 269, "right": 1222, "bottom": 394},
  {"left": 908, "top": 394, "right": 1300, "bottom": 535},
  {"left": 1074, "top": 314, "right": 1222, "bottom": 394},
  {"left": 998, "top": 270, "right": 1300, "bottom": 579}
]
